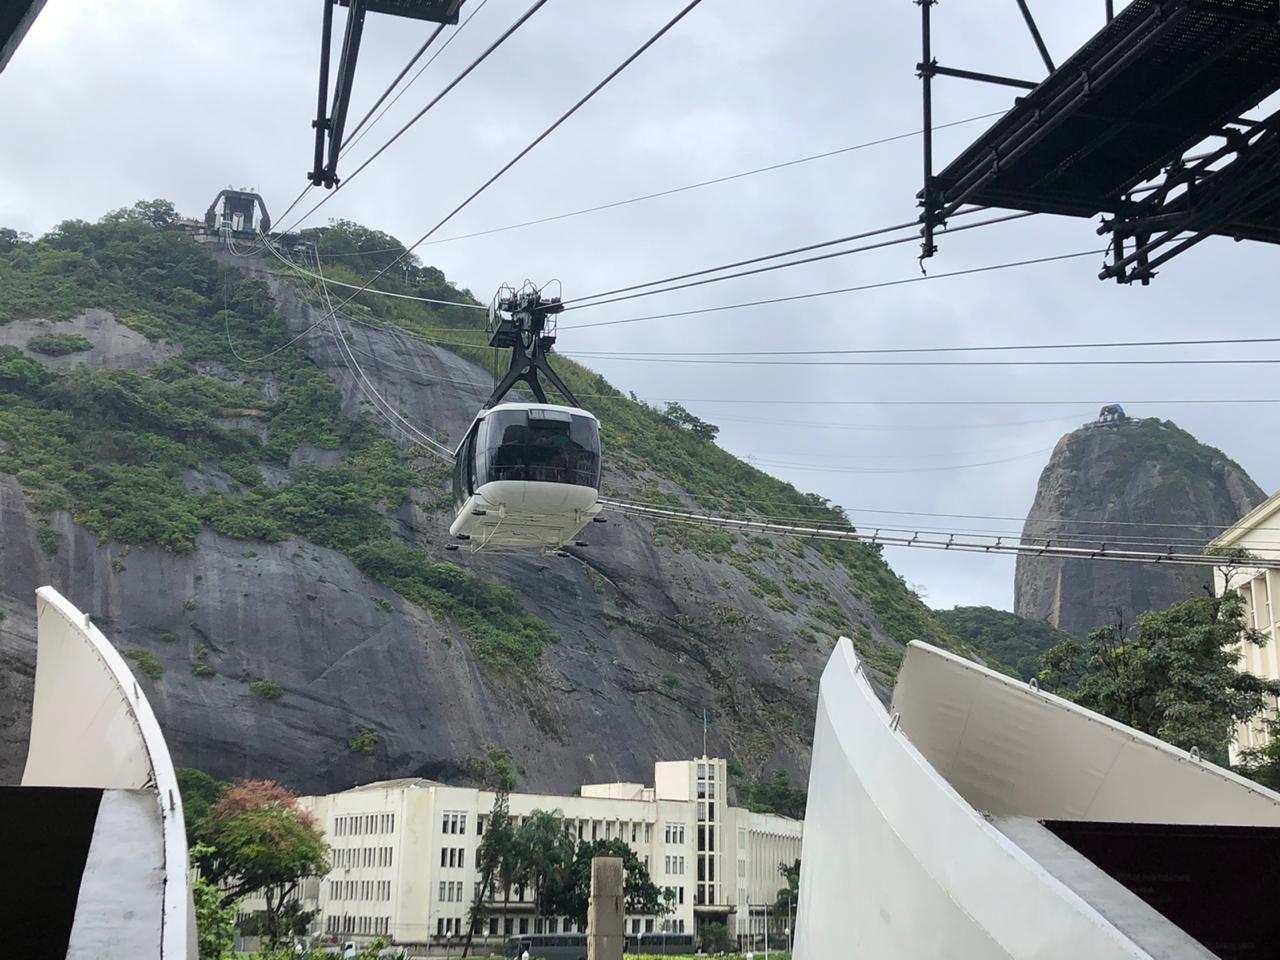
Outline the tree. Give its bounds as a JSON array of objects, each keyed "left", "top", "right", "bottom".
[
  {"left": 1040, "top": 592, "right": 1279, "bottom": 762},
  {"left": 0, "top": 227, "right": 30, "bottom": 253},
  {"left": 661, "top": 402, "right": 719, "bottom": 442},
  {"left": 196, "top": 780, "right": 330, "bottom": 950},
  {"left": 1237, "top": 729, "right": 1280, "bottom": 789},
  {"left": 463, "top": 789, "right": 515, "bottom": 957},
  {"left": 736, "top": 769, "right": 807, "bottom": 819},
  {"left": 191, "top": 870, "right": 237, "bottom": 960},
  {"left": 516, "top": 809, "right": 575, "bottom": 919},
  {"left": 547, "top": 838, "right": 666, "bottom": 928},
  {"left": 701, "top": 920, "right": 732, "bottom": 954},
  {"left": 177, "top": 767, "right": 227, "bottom": 844},
  {"left": 773, "top": 858, "right": 800, "bottom": 916}
]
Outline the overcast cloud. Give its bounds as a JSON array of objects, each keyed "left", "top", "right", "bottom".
[{"left": 3, "top": 0, "right": 1277, "bottom": 612}]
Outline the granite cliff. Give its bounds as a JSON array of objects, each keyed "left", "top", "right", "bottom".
[{"left": 1014, "top": 414, "right": 1265, "bottom": 637}]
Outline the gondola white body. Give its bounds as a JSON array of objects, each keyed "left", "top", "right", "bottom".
[{"left": 450, "top": 403, "right": 603, "bottom": 551}]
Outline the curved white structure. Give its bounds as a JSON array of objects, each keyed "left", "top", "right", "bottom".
[
  {"left": 795, "top": 639, "right": 1280, "bottom": 960},
  {"left": 14, "top": 586, "right": 195, "bottom": 959}
]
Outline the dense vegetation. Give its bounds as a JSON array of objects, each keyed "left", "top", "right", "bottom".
[
  {"left": 936, "top": 605, "right": 1076, "bottom": 679},
  {"left": 26, "top": 332, "right": 93, "bottom": 355}
]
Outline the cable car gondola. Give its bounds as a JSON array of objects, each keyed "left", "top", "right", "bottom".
[{"left": 449, "top": 284, "right": 604, "bottom": 552}]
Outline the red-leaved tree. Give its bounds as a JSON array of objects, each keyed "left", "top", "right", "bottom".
[{"left": 197, "top": 780, "right": 329, "bottom": 949}]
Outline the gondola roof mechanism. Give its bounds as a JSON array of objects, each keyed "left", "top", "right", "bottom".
[
  {"left": 916, "top": 0, "right": 1280, "bottom": 284},
  {"left": 484, "top": 283, "right": 580, "bottom": 409}
]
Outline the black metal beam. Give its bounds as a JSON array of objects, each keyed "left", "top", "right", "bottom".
[
  {"left": 324, "top": 0, "right": 368, "bottom": 187},
  {"left": 918, "top": 0, "right": 937, "bottom": 260},
  {"left": 0, "top": 0, "right": 46, "bottom": 74},
  {"left": 938, "top": 3, "right": 1188, "bottom": 221},
  {"left": 310, "top": 0, "right": 336, "bottom": 187},
  {"left": 1014, "top": 0, "right": 1055, "bottom": 74},
  {"left": 928, "top": 63, "right": 1038, "bottom": 90}
]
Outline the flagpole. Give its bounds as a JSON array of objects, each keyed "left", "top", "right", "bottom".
[{"left": 702, "top": 708, "right": 708, "bottom": 758}]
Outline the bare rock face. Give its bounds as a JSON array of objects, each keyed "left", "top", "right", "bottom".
[
  {"left": 1014, "top": 415, "right": 1265, "bottom": 637},
  {"left": 0, "top": 309, "right": 180, "bottom": 370}
]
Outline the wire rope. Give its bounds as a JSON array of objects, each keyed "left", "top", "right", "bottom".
[
  {"left": 559, "top": 250, "right": 1105, "bottom": 330},
  {"left": 275, "top": 0, "right": 555, "bottom": 236},
  {"left": 316, "top": 0, "right": 714, "bottom": 317}
]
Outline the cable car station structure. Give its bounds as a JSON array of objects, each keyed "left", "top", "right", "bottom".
[{"left": 917, "top": 0, "right": 1280, "bottom": 284}]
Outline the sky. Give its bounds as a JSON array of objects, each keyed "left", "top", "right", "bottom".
[{"left": 2, "top": 0, "right": 1278, "bottom": 612}]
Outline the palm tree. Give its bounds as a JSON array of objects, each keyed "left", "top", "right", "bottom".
[{"left": 515, "top": 810, "right": 573, "bottom": 921}]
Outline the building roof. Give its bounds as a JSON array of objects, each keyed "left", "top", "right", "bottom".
[{"left": 1207, "top": 488, "right": 1280, "bottom": 550}]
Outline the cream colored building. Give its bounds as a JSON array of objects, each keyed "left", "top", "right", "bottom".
[
  {"left": 1210, "top": 491, "right": 1280, "bottom": 761},
  {"left": 245, "top": 757, "right": 801, "bottom": 951}
]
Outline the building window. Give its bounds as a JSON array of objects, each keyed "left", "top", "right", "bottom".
[
  {"left": 645, "top": 823, "right": 652, "bottom": 843},
  {"left": 439, "top": 881, "right": 446, "bottom": 901},
  {"left": 459, "top": 849, "right": 466, "bottom": 869},
  {"left": 592, "top": 822, "right": 598, "bottom": 841},
  {"left": 505, "top": 918, "right": 514, "bottom": 936},
  {"left": 549, "top": 918, "right": 558, "bottom": 934},
  {"left": 519, "top": 919, "right": 529, "bottom": 935},
  {"left": 449, "top": 848, "right": 457, "bottom": 868},
  {"left": 645, "top": 919, "right": 654, "bottom": 933},
  {"left": 631, "top": 823, "right": 638, "bottom": 843},
  {"left": 489, "top": 918, "right": 499, "bottom": 935},
  {"left": 478, "top": 816, "right": 486, "bottom": 836},
  {"left": 442, "top": 813, "right": 449, "bottom": 833},
  {"left": 698, "top": 763, "right": 706, "bottom": 778},
  {"left": 441, "top": 848, "right": 448, "bottom": 867}
]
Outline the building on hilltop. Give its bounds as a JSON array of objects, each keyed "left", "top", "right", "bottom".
[
  {"left": 240, "top": 757, "right": 801, "bottom": 953},
  {"left": 1209, "top": 489, "right": 1280, "bottom": 763}
]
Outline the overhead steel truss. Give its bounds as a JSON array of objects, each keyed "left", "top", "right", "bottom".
[
  {"left": 310, "top": 0, "right": 464, "bottom": 189},
  {"left": 917, "top": 0, "right": 1280, "bottom": 283}
]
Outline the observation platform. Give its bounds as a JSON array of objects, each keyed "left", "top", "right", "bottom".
[{"left": 925, "top": 0, "right": 1280, "bottom": 280}]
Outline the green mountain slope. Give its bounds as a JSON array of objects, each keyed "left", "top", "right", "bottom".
[
  {"left": 0, "top": 202, "right": 963, "bottom": 793},
  {"left": 935, "top": 605, "right": 1075, "bottom": 679}
]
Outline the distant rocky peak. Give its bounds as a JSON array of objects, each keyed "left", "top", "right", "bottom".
[{"left": 1014, "top": 414, "right": 1265, "bottom": 637}]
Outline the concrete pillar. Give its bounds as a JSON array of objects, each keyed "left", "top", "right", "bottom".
[{"left": 587, "top": 856, "right": 625, "bottom": 960}]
